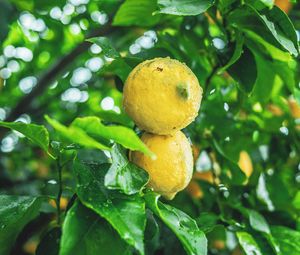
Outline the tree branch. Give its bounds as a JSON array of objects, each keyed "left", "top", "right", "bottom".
[{"left": 6, "top": 22, "right": 115, "bottom": 122}]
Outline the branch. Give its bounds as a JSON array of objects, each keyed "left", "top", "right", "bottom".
[{"left": 6, "top": 22, "right": 115, "bottom": 122}]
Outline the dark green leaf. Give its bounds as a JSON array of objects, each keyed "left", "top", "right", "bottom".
[
  {"left": 145, "top": 192, "right": 207, "bottom": 255},
  {"left": 196, "top": 212, "right": 219, "bottom": 233},
  {"left": 228, "top": 46, "right": 257, "bottom": 94},
  {"left": 0, "top": 121, "right": 51, "bottom": 154},
  {"left": 157, "top": 0, "right": 213, "bottom": 16},
  {"left": 45, "top": 115, "right": 110, "bottom": 151},
  {"left": 60, "top": 201, "right": 131, "bottom": 255},
  {"left": 0, "top": 1, "right": 14, "bottom": 42},
  {"left": 113, "top": 0, "right": 160, "bottom": 26},
  {"left": 104, "top": 144, "right": 149, "bottom": 195},
  {"left": 74, "top": 160, "right": 146, "bottom": 254},
  {"left": 0, "top": 195, "right": 42, "bottom": 255},
  {"left": 36, "top": 227, "right": 61, "bottom": 255},
  {"left": 71, "top": 116, "right": 154, "bottom": 157}
]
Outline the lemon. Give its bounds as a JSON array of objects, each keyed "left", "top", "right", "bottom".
[
  {"left": 123, "top": 57, "right": 202, "bottom": 135},
  {"left": 238, "top": 150, "right": 253, "bottom": 178},
  {"left": 130, "top": 131, "right": 193, "bottom": 199}
]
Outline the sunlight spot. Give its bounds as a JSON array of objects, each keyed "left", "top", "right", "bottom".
[
  {"left": 7, "top": 60, "right": 20, "bottom": 73},
  {"left": 85, "top": 57, "right": 104, "bottom": 72},
  {"left": 61, "top": 88, "right": 82, "bottom": 103},
  {"left": 15, "top": 47, "right": 33, "bottom": 62},
  {"left": 101, "top": 97, "right": 114, "bottom": 111},
  {"left": 63, "top": 4, "right": 75, "bottom": 15},
  {"left": 212, "top": 38, "right": 226, "bottom": 50},
  {"left": 91, "top": 11, "right": 108, "bottom": 25},
  {"left": 0, "top": 68, "right": 11, "bottom": 79},
  {"left": 0, "top": 108, "right": 6, "bottom": 121},
  {"left": 0, "top": 55, "right": 6, "bottom": 68},
  {"left": 279, "top": 126, "right": 289, "bottom": 135},
  {"left": 15, "top": 114, "right": 31, "bottom": 124},
  {"left": 69, "top": 0, "right": 89, "bottom": 6},
  {"left": 76, "top": 6, "right": 87, "bottom": 14},
  {"left": 224, "top": 102, "right": 229, "bottom": 112},
  {"left": 113, "top": 106, "right": 121, "bottom": 114},
  {"left": 129, "top": 44, "right": 141, "bottom": 55},
  {"left": 90, "top": 44, "right": 102, "bottom": 54},
  {"left": 259, "top": 145, "right": 269, "bottom": 161},
  {"left": 195, "top": 151, "right": 211, "bottom": 171},
  {"left": 50, "top": 7, "right": 62, "bottom": 20},
  {"left": 70, "top": 23, "right": 81, "bottom": 35},
  {"left": 70, "top": 67, "right": 92, "bottom": 86},
  {"left": 4, "top": 45, "right": 15, "bottom": 58},
  {"left": 19, "top": 76, "right": 37, "bottom": 94}
]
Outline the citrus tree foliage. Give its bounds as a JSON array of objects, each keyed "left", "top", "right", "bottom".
[{"left": 0, "top": 0, "right": 300, "bottom": 255}]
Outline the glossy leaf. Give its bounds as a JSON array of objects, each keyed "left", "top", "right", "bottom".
[
  {"left": 157, "top": 0, "right": 213, "bottom": 16},
  {"left": 236, "top": 232, "right": 263, "bottom": 255},
  {"left": 145, "top": 192, "right": 207, "bottom": 255},
  {"left": 248, "top": 210, "right": 270, "bottom": 234},
  {"left": 74, "top": 160, "right": 146, "bottom": 254},
  {"left": 104, "top": 144, "right": 149, "bottom": 195},
  {"left": 71, "top": 116, "right": 154, "bottom": 157},
  {"left": 45, "top": 115, "right": 110, "bottom": 151},
  {"left": 113, "top": 0, "right": 160, "bottom": 26},
  {"left": 0, "top": 121, "right": 50, "bottom": 153},
  {"left": 271, "top": 226, "right": 300, "bottom": 254},
  {"left": 0, "top": 195, "right": 43, "bottom": 255},
  {"left": 60, "top": 201, "right": 131, "bottom": 255},
  {"left": 227, "top": 46, "right": 257, "bottom": 94}
]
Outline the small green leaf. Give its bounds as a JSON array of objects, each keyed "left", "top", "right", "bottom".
[
  {"left": 45, "top": 115, "right": 110, "bottom": 151},
  {"left": 0, "top": 121, "right": 52, "bottom": 156},
  {"left": 236, "top": 232, "right": 263, "bottom": 255},
  {"left": 104, "top": 144, "right": 149, "bottom": 195},
  {"left": 248, "top": 210, "right": 270, "bottom": 234},
  {"left": 113, "top": 0, "right": 160, "bottom": 26},
  {"left": 145, "top": 192, "right": 207, "bottom": 255},
  {"left": 71, "top": 116, "right": 154, "bottom": 157},
  {"left": 60, "top": 201, "right": 131, "bottom": 255},
  {"left": 196, "top": 212, "right": 219, "bottom": 234},
  {"left": 157, "top": 0, "right": 213, "bottom": 16},
  {"left": 74, "top": 160, "right": 146, "bottom": 254},
  {"left": 0, "top": 195, "right": 43, "bottom": 255}
]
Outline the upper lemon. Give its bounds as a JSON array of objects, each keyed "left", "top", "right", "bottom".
[
  {"left": 123, "top": 57, "right": 202, "bottom": 135},
  {"left": 130, "top": 131, "right": 193, "bottom": 200}
]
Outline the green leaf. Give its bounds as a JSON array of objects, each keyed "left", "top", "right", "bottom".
[
  {"left": 36, "top": 227, "right": 61, "bottom": 255},
  {"left": 60, "top": 201, "right": 131, "bottom": 255},
  {"left": 0, "top": 195, "right": 43, "bottom": 255},
  {"left": 88, "top": 37, "right": 121, "bottom": 59},
  {"left": 248, "top": 210, "right": 270, "bottom": 234},
  {"left": 0, "top": 121, "right": 52, "bottom": 156},
  {"left": 145, "top": 192, "right": 207, "bottom": 255},
  {"left": 212, "top": 139, "right": 247, "bottom": 185},
  {"left": 104, "top": 144, "right": 149, "bottom": 195},
  {"left": 88, "top": 37, "right": 132, "bottom": 82},
  {"left": 196, "top": 212, "right": 219, "bottom": 233},
  {"left": 236, "top": 231, "right": 263, "bottom": 255},
  {"left": 227, "top": 46, "right": 257, "bottom": 94},
  {"left": 71, "top": 116, "right": 154, "bottom": 157},
  {"left": 113, "top": 0, "right": 160, "bottom": 26},
  {"left": 292, "top": 191, "right": 300, "bottom": 210},
  {"left": 271, "top": 226, "right": 300, "bottom": 255},
  {"left": 74, "top": 160, "right": 146, "bottom": 254},
  {"left": 219, "top": 32, "right": 244, "bottom": 72},
  {"left": 228, "top": 5, "right": 299, "bottom": 56},
  {"left": 45, "top": 115, "right": 110, "bottom": 151},
  {"left": 157, "top": 0, "right": 213, "bottom": 16}
]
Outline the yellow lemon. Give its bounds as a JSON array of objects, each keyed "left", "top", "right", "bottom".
[
  {"left": 123, "top": 57, "right": 202, "bottom": 135},
  {"left": 130, "top": 131, "right": 193, "bottom": 199}
]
